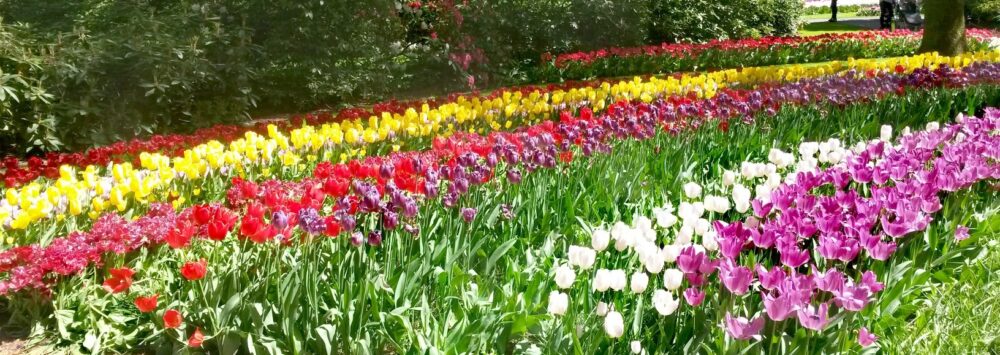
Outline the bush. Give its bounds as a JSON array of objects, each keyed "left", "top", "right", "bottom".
[
  {"left": 968, "top": 0, "right": 1000, "bottom": 27},
  {"left": 648, "top": 0, "right": 803, "bottom": 43},
  {"left": 0, "top": 24, "right": 59, "bottom": 154}
]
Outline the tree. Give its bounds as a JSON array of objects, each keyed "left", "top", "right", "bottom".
[{"left": 918, "top": 0, "right": 967, "bottom": 55}]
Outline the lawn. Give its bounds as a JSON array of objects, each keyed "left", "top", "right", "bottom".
[{"left": 799, "top": 20, "right": 869, "bottom": 36}]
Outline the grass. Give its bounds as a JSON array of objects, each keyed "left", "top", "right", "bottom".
[
  {"left": 799, "top": 20, "right": 868, "bottom": 36},
  {"left": 886, "top": 209, "right": 1000, "bottom": 353},
  {"left": 802, "top": 12, "right": 866, "bottom": 21}
]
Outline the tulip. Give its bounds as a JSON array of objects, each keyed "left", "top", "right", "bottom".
[
  {"left": 604, "top": 311, "right": 625, "bottom": 338},
  {"left": 134, "top": 294, "right": 158, "bottom": 313},
  {"left": 163, "top": 309, "right": 183, "bottom": 328},
  {"left": 630, "top": 272, "right": 649, "bottom": 294},
  {"left": 554, "top": 265, "right": 576, "bottom": 289},
  {"left": 547, "top": 291, "right": 569, "bottom": 316},
  {"left": 724, "top": 313, "right": 765, "bottom": 340},
  {"left": 180, "top": 259, "right": 208, "bottom": 281}
]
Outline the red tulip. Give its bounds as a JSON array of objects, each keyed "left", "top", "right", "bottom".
[
  {"left": 102, "top": 267, "right": 135, "bottom": 294},
  {"left": 134, "top": 294, "right": 159, "bottom": 313},
  {"left": 207, "top": 221, "right": 230, "bottom": 241},
  {"left": 163, "top": 309, "right": 183, "bottom": 328},
  {"left": 193, "top": 205, "right": 214, "bottom": 225},
  {"left": 165, "top": 221, "right": 195, "bottom": 249},
  {"left": 180, "top": 259, "right": 208, "bottom": 281},
  {"left": 188, "top": 327, "right": 204, "bottom": 348}
]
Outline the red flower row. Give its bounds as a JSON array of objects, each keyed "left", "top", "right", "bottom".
[{"left": 544, "top": 29, "right": 995, "bottom": 68}]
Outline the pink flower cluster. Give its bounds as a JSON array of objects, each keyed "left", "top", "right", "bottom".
[{"left": 716, "top": 110, "right": 999, "bottom": 339}]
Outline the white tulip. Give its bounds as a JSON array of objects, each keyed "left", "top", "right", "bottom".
[
  {"left": 652, "top": 289, "right": 680, "bottom": 316},
  {"left": 694, "top": 218, "right": 711, "bottom": 236},
  {"left": 880, "top": 125, "right": 893, "bottom": 141},
  {"left": 764, "top": 163, "right": 777, "bottom": 176},
  {"left": 630, "top": 272, "right": 650, "bottom": 293},
  {"left": 568, "top": 245, "right": 596, "bottom": 270},
  {"left": 732, "top": 184, "right": 752, "bottom": 213},
  {"left": 722, "top": 170, "right": 737, "bottom": 186},
  {"left": 547, "top": 291, "right": 569, "bottom": 316},
  {"left": 755, "top": 184, "right": 773, "bottom": 203},
  {"left": 591, "top": 228, "right": 611, "bottom": 252},
  {"left": 593, "top": 269, "right": 611, "bottom": 292},
  {"left": 683, "top": 182, "right": 703, "bottom": 199},
  {"left": 630, "top": 341, "right": 643, "bottom": 354},
  {"left": 604, "top": 311, "right": 625, "bottom": 338},
  {"left": 765, "top": 172, "right": 782, "bottom": 189},
  {"left": 609, "top": 269, "right": 627, "bottom": 291},
  {"left": 662, "top": 244, "right": 682, "bottom": 263},
  {"left": 926, "top": 121, "right": 940, "bottom": 131},
  {"left": 554, "top": 265, "right": 577, "bottom": 289},
  {"left": 691, "top": 202, "right": 705, "bottom": 219},
  {"left": 704, "top": 195, "right": 730, "bottom": 214},
  {"left": 676, "top": 224, "right": 694, "bottom": 245},
  {"left": 653, "top": 209, "right": 678, "bottom": 229},
  {"left": 596, "top": 302, "right": 609, "bottom": 316},
  {"left": 643, "top": 250, "right": 665, "bottom": 274},
  {"left": 663, "top": 268, "right": 684, "bottom": 290},
  {"left": 799, "top": 141, "right": 819, "bottom": 157},
  {"left": 768, "top": 148, "right": 785, "bottom": 166},
  {"left": 702, "top": 229, "right": 719, "bottom": 251},
  {"left": 610, "top": 222, "right": 630, "bottom": 242},
  {"left": 902, "top": 126, "right": 911, "bottom": 137}
]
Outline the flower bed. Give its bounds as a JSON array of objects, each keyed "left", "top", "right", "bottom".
[
  {"left": 2, "top": 51, "right": 996, "bottom": 245},
  {"left": 534, "top": 29, "right": 996, "bottom": 82},
  {"left": 0, "top": 57, "right": 997, "bottom": 352}
]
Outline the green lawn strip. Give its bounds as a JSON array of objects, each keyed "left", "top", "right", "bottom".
[{"left": 800, "top": 21, "right": 868, "bottom": 36}]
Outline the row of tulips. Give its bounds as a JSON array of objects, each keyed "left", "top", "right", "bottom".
[
  {"left": 2, "top": 61, "right": 998, "bottom": 295},
  {"left": 2, "top": 51, "right": 999, "bottom": 246},
  {"left": 533, "top": 29, "right": 997, "bottom": 82},
  {"left": 549, "top": 113, "right": 996, "bottom": 352},
  {"left": 1, "top": 77, "right": 995, "bottom": 352},
  {"left": 0, "top": 29, "right": 985, "bottom": 189}
]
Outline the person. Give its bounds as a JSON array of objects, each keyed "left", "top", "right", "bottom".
[
  {"left": 880, "top": 0, "right": 895, "bottom": 29},
  {"left": 829, "top": 0, "right": 838, "bottom": 22}
]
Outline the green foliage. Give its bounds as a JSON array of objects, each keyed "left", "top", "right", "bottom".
[
  {"left": 441, "top": 0, "right": 650, "bottom": 82},
  {"left": 968, "top": 0, "right": 1000, "bottom": 27},
  {"left": 0, "top": 24, "right": 59, "bottom": 154},
  {"left": 648, "top": 0, "right": 804, "bottom": 43},
  {"left": 0, "top": 0, "right": 814, "bottom": 155},
  {"left": 802, "top": 4, "right": 867, "bottom": 15}
]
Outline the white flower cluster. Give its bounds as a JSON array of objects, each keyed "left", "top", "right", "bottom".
[{"left": 547, "top": 123, "right": 936, "bottom": 341}]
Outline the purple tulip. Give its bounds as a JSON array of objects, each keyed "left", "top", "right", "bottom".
[
  {"left": 719, "top": 261, "right": 752, "bottom": 295},
  {"left": 955, "top": 225, "right": 970, "bottom": 242},
  {"left": 297, "top": 208, "right": 325, "bottom": 235},
  {"left": 724, "top": 313, "right": 765, "bottom": 340},
  {"left": 349, "top": 231, "right": 364, "bottom": 247},
  {"left": 677, "top": 246, "right": 707, "bottom": 273},
  {"left": 796, "top": 302, "right": 830, "bottom": 331},
  {"left": 858, "top": 327, "right": 877, "bottom": 347},
  {"left": 756, "top": 264, "right": 785, "bottom": 291},
  {"left": 461, "top": 207, "right": 477, "bottom": 223},
  {"left": 683, "top": 287, "right": 705, "bottom": 306},
  {"left": 367, "top": 231, "right": 383, "bottom": 247},
  {"left": 762, "top": 292, "right": 798, "bottom": 321}
]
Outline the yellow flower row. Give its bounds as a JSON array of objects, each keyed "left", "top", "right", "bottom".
[{"left": 1, "top": 50, "right": 997, "bottom": 237}]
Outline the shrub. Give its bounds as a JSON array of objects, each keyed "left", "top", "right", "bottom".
[
  {"left": 0, "top": 24, "right": 59, "bottom": 155},
  {"left": 968, "top": 0, "right": 1000, "bottom": 27},
  {"left": 648, "top": 0, "right": 803, "bottom": 43}
]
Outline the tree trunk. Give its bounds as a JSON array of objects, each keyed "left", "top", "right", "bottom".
[{"left": 918, "top": 0, "right": 966, "bottom": 55}]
